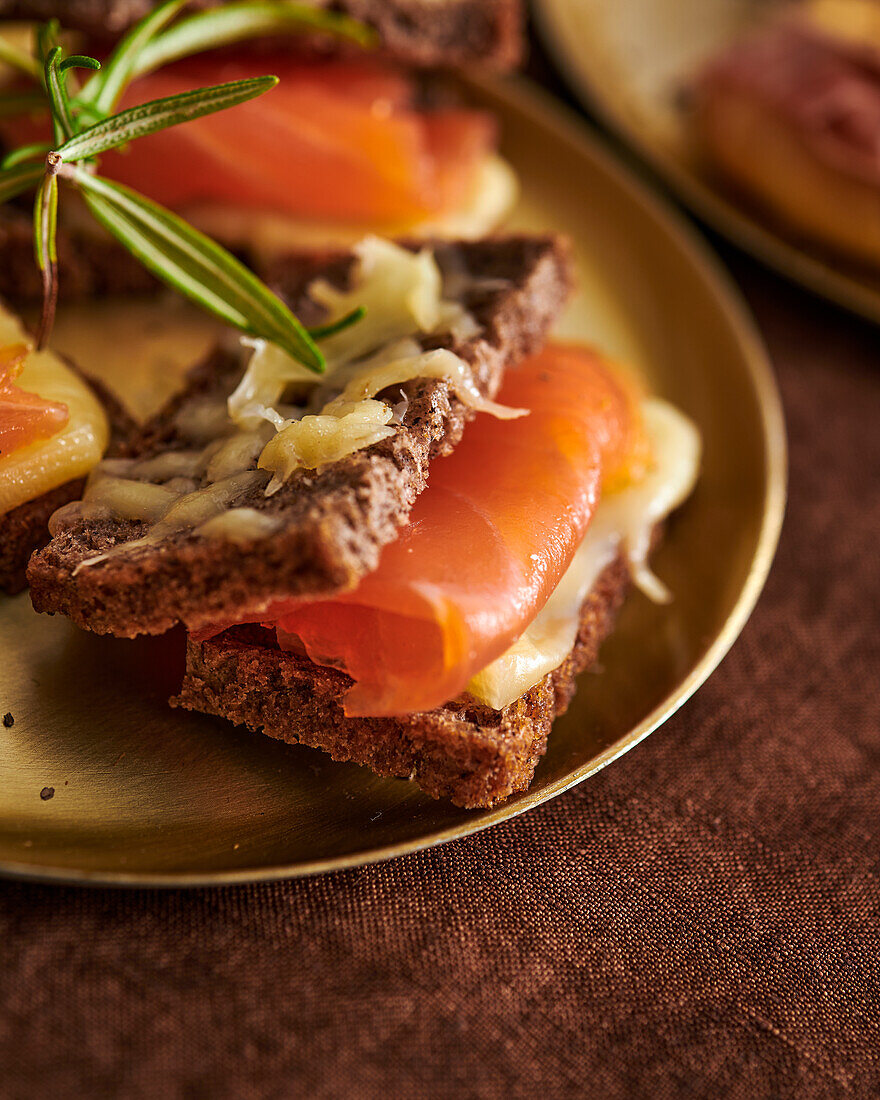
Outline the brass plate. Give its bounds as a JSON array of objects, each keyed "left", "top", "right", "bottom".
[
  {"left": 534, "top": 0, "right": 880, "bottom": 324},
  {"left": 0, "top": 76, "right": 785, "bottom": 886}
]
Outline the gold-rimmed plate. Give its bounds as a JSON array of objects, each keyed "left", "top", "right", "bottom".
[
  {"left": 0, "top": 75, "right": 785, "bottom": 886},
  {"left": 534, "top": 0, "right": 880, "bottom": 324}
]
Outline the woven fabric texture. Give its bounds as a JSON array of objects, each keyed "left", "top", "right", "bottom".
[{"left": 2, "top": 261, "right": 879, "bottom": 1095}]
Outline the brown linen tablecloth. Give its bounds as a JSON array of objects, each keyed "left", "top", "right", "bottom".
[{"left": 2, "top": 257, "right": 878, "bottom": 1100}]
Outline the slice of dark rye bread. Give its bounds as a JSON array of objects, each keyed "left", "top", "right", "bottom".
[
  {"left": 28, "top": 234, "right": 573, "bottom": 636},
  {"left": 0, "top": 0, "right": 522, "bottom": 69},
  {"left": 0, "top": 374, "right": 135, "bottom": 595},
  {"left": 0, "top": 208, "right": 158, "bottom": 308},
  {"left": 172, "top": 549, "right": 633, "bottom": 808}
]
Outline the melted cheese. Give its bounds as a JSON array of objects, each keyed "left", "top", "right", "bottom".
[
  {"left": 181, "top": 154, "right": 519, "bottom": 258},
  {"left": 309, "top": 237, "right": 464, "bottom": 359},
  {"left": 229, "top": 237, "right": 479, "bottom": 432},
  {"left": 74, "top": 469, "right": 269, "bottom": 573},
  {"left": 82, "top": 465, "right": 266, "bottom": 527},
  {"left": 83, "top": 474, "right": 180, "bottom": 523},
  {"left": 55, "top": 237, "right": 511, "bottom": 559},
  {"left": 329, "top": 348, "right": 524, "bottom": 421},
  {"left": 0, "top": 307, "right": 109, "bottom": 516},
  {"left": 259, "top": 400, "right": 396, "bottom": 492},
  {"left": 229, "top": 237, "right": 519, "bottom": 484},
  {"left": 195, "top": 507, "right": 281, "bottom": 543},
  {"left": 467, "top": 399, "right": 701, "bottom": 711},
  {"left": 258, "top": 348, "right": 527, "bottom": 487},
  {"left": 157, "top": 471, "right": 266, "bottom": 528}
]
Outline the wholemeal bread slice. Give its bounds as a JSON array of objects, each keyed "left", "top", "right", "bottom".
[
  {"left": 0, "top": 0, "right": 522, "bottom": 69},
  {"left": 0, "top": 207, "right": 156, "bottom": 309},
  {"left": 1, "top": 480, "right": 90, "bottom": 596},
  {"left": 0, "top": 374, "right": 135, "bottom": 595},
  {"left": 172, "top": 549, "right": 633, "bottom": 808},
  {"left": 28, "top": 235, "right": 572, "bottom": 636}
]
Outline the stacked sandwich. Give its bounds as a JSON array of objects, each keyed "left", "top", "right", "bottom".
[{"left": 2, "top": 2, "right": 700, "bottom": 807}]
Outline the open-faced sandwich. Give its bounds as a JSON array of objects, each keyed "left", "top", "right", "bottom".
[
  {"left": 28, "top": 235, "right": 701, "bottom": 807},
  {"left": 1, "top": 7, "right": 701, "bottom": 809},
  {"left": 692, "top": 0, "right": 880, "bottom": 268},
  {"left": 0, "top": 0, "right": 522, "bottom": 310},
  {"left": 0, "top": 309, "right": 132, "bottom": 594}
]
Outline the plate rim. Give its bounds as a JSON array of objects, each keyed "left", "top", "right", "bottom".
[
  {"left": 533, "top": 0, "right": 880, "bottom": 325},
  {"left": 0, "top": 74, "right": 787, "bottom": 888}
]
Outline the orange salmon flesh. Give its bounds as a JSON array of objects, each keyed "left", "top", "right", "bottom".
[
  {"left": 99, "top": 57, "right": 496, "bottom": 224},
  {"left": 0, "top": 344, "right": 69, "bottom": 459},
  {"left": 225, "top": 343, "right": 648, "bottom": 716}
]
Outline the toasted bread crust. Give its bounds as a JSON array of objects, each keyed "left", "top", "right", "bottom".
[
  {"left": 172, "top": 552, "right": 632, "bottom": 808},
  {"left": 27, "top": 236, "right": 572, "bottom": 636},
  {"left": 0, "top": 0, "right": 522, "bottom": 69},
  {"left": 0, "top": 375, "right": 135, "bottom": 596}
]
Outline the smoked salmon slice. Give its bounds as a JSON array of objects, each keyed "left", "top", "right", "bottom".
[
  {"left": 0, "top": 344, "right": 69, "bottom": 458},
  {"left": 247, "top": 344, "right": 645, "bottom": 716},
  {"left": 100, "top": 57, "right": 496, "bottom": 224}
]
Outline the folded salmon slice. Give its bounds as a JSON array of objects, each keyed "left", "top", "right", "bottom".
[
  {"left": 99, "top": 57, "right": 495, "bottom": 224},
  {"left": 244, "top": 344, "right": 644, "bottom": 716},
  {"left": 0, "top": 344, "right": 69, "bottom": 457}
]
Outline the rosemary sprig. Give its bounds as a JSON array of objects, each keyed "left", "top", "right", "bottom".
[
  {"left": 44, "top": 46, "right": 101, "bottom": 140},
  {"left": 80, "top": 0, "right": 188, "bottom": 117},
  {"left": 57, "top": 74, "right": 279, "bottom": 162},
  {"left": 0, "top": 1, "right": 374, "bottom": 368},
  {"left": 308, "top": 307, "right": 368, "bottom": 341},
  {"left": 72, "top": 168, "right": 321, "bottom": 359},
  {"left": 32, "top": 170, "right": 58, "bottom": 347}
]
